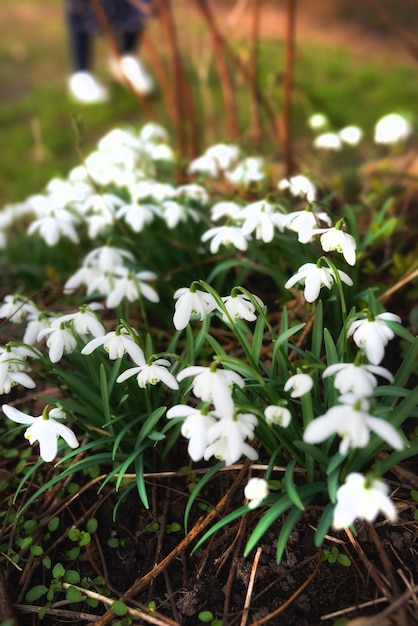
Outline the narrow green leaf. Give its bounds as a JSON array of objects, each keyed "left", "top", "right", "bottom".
[
  {"left": 184, "top": 461, "right": 224, "bottom": 533},
  {"left": 25, "top": 585, "right": 49, "bottom": 602},
  {"left": 276, "top": 506, "right": 304, "bottom": 563},
  {"left": 311, "top": 299, "right": 323, "bottom": 359},
  {"left": 284, "top": 460, "right": 305, "bottom": 511},
  {"left": 314, "top": 502, "right": 336, "bottom": 547}
]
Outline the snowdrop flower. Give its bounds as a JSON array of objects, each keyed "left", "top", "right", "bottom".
[
  {"left": 308, "top": 113, "right": 328, "bottom": 130},
  {"left": 278, "top": 175, "right": 317, "bottom": 203},
  {"left": 313, "top": 132, "right": 342, "bottom": 151},
  {"left": 117, "top": 202, "right": 156, "bottom": 233},
  {"left": 117, "top": 358, "right": 178, "bottom": 390},
  {"left": 303, "top": 400, "right": 404, "bottom": 455},
  {"left": 204, "top": 412, "right": 258, "bottom": 466},
  {"left": 339, "top": 126, "right": 363, "bottom": 146},
  {"left": 37, "top": 324, "right": 78, "bottom": 363},
  {"left": 0, "top": 346, "right": 37, "bottom": 394},
  {"left": 176, "top": 183, "right": 209, "bottom": 207},
  {"left": 166, "top": 405, "right": 217, "bottom": 461},
  {"left": 220, "top": 292, "right": 264, "bottom": 324},
  {"left": 81, "top": 328, "right": 145, "bottom": 362},
  {"left": 314, "top": 226, "right": 357, "bottom": 266},
  {"left": 187, "top": 154, "right": 219, "bottom": 178},
  {"left": 333, "top": 473, "right": 396, "bottom": 529},
  {"left": 55, "top": 304, "right": 105, "bottom": 338},
  {"left": 201, "top": 225, "right": 249, "bottom": 253},
  {"left": 347, "top": 312, "right": 401, "bottom": 365},
  {"left": 374, "top": 113, "right": 413, "bottom": 145},
  {"left": 225, "top": 157, "right": 265, "bottom": 186},
  {"left": 177, "top": 365, "right": 245, "bottom": 417},
  {"left": 264, "top": 405, "right": 292, "bottom": 427},
  {"left": 105, "top": 269, "right": 159, "bottom": 308},
  {"left": 63, "top": 264, "right": 102, "bottom": 295},
  {"left": 210, "top": 201, "right": 243, "bottom": 222},
  {"left": 284, "top": 208, "right": 332, "bottom": 244},
  {"left": 205, "top": 143, "right": 241, "bottom": 171},
  {"left": 23, "top": 313, "right": 53, "bottom": 346},
  {"left": 241, "top": 200, "right": 286, "bottom": 242},
  {"left": 284, "top": 262, "right": 353, "bottom": 303},
  {"left": 0, "top": 295, "right": 37, "bottom": 323},
  {"left": 284, "top": 373, "right": 313, "bottom": 398},
  {"left": 147, "top": 143, "right": 175, "bottom": 162},
  {"left": 173, "top": 286, "right": 216, "bottom": 330},
  {"left": 2, "top": 404, "right": 79, "bottom": 462},
  {"left": 245, "top": 477, "right": 269, "bottom": 509},
  {"left": 139, "top": 122, "right": 170, "bottom": 144},
  {"left": 323, "top": 362, "right": 394, "bottom": 397},
  {"left": 160, "top": 199, "right": 195, "bottom": 228},
  {"left": 83, "top": 246, "right": 135, "bottom": 272},
  {"left": 27, "top": 210, "right": 79, "bottom": 246}
]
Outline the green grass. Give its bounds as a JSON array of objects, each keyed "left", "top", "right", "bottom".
[{"left": 1, "top": 1, "right": 417, "bottom": 204}]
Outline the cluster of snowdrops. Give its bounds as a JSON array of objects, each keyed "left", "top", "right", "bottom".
[{"left": 0, "top": 119, "right": 417, "bottom": 556}]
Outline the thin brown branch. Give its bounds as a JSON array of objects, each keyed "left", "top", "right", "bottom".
[
  {"left": 249, "top": 0, "right": 262, "bottom": 150},
  {"left": 282, "top": 0, "right": 297, "bottom": 177}
]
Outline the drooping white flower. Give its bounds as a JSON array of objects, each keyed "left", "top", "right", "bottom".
[
  {"left": 2, "top": 404, "right": 79, "bottom": 462},
  {"left": 323, "top": 362, "right": 394, "bottom": 397},
  {"left": 339, "top": 126, "right": 363, "bottom": 146},
  {"left": 0, "top": 345, "right": 37, "bottom": 394},
  {"left": 166, "top": 404, "right": 217, "bottom": 461},
  {"left": 374, "top": 113, "right": 413, "bottom": 145},
  {"left": 205, "top": 143, "right": 241, "bottom": 171},
  {"left": 303, "top": 400, "right": 404, "bottom": 455},
  {"left": 204, "top": 412, "right": 258, "bottom": 466},
  {"left": 283, "top": 208, "right": 332, "bottom": 244},
  {"left": 139, "top": 122, "right": 170, "bottom": 144},
  {"left": 177, "top": 365, "right": 245, "bottom": 417},
  {"left": 27, "top": 210, "right": 79, "bottom": 246},
  {"left": 278, "top": 175, "right": 317, "bottom": 203},
  {"left": 241, "top": 200, "right": 286, "bottom": 242},
  {"left": 37, "top": 324, "right": 78, "bottom": 363},
  {"left": 333, "top": 473, "right": 396, "bottom": 529},
  {"left": 105, "top": 269, "right": 159, "bottom": 308},
  {"left": 284, "top": 263, "right": 353, "bottom": 303},
  {"left": 55, "top": 304, "right": 105, "bottom": 339},
  {"left": 314, "top": 227, "right": 357, "bottom": 266},
  {"left": 210, "top": 201, "right": 243, "bottom": 222},
  {"left": 81, "top": 328, "right": 145, "bottom": 362},
  {"left": 187, "top": 154, "right": 219, "bottom": 178},
  {"left": 173, "top": 287, "right": 216, "bottom": 330},
  {"left": 264, "top": 405, "right": 292, "bottom": 427},
  {"left": 225, "top": 157, "right": 265, "bottom": 187},
  {"left": 244, "top": 477, "right": 269, "bottom": 509},
  {"left": 201, "top": 225, "right": 249, "bottom": 253},
  {"left": 220, "top": 292, "right": 264, "bottom": 324},
  {"left": 117, "top": 358, "right": 178, "bottom": 390},
  {"left": 313, "top": 132, "right": 342, "bottom": 151},
  {"left": 0, "top": 295, "right": 37, "bottom": 323},
  {"left": 308, "top": 113, "right": 328, "bottom": 130},
  {"left": 347, "top": 313, "right": 401, "bottom": 365},
  {"left": 23, "top": 313, "right": 53, "bottom": 346},
  {"left": 284, "top": 373, "right": 313, "bottom": 398}
]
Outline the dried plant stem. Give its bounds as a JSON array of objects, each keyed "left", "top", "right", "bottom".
[
  {"left": 249, "top": 0, "right": 262, "bottom": 149},
  {"left": 240, "top": 546, "right": 262, "bottom": 626},
  {"left": 282, "top": 0, "right": 297, "bottom": 177}
]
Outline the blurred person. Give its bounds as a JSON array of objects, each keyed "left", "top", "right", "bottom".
[{"left": 66, "top": 0, "right": 155, "bottom": 104}]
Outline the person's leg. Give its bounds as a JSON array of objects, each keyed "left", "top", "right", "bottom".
[
  {"left": 111, "top": 26, "right": 154, "bottom": 96},
  {"left": 67, "top": 15, "right": 109, "bottom": 104}
]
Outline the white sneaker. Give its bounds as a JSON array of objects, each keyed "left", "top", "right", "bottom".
[
  {"left": 68, "top": 71, "right": 109, "bottom": 104},
  {"left": 110, "top": 55, "right": 155, "bottom": 96}
]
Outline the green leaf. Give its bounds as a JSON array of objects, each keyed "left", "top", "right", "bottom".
[
  {"left": 63, "top": 570, "right": 81, "bottom": 584},
  {"left": 30, "top": 545, "right": 44, "bottom": 557},
  {"left": 337, "top": 553, "right": 351, "bottom": 567},
  {"left": 52, "top": 563, "right": 65, "bottom": 579},
  {"left": 26, "top": 585, "right": 49, "bottom": 602},
  {"left": 198, "top": 610, "right": 214, "bottom": 622},
  {"left": 311, "top": 299, "right": 323, "bottom": 359},
  {"left": 111, "top": 600, "right": 128, "bottom": 616},
  {"left": 87, "top": 518, "right": 98, "bottom": 534},
  {"left": 314, "top": 502, "right": 336, "bottom": 547},
  {"left": 66, "top": 585, "right": 83, "bottom": 602},
  {"left": 284, "top": 460, "right": 305, "bottom": 511},
  {"left": 48, "top": 517, "right": 60, "bottom": 532},
  {"left": 184, "top": 461, "right": 224, "bottom": 533},
  {"left": 276, "top": 506, "right": 303, "bottom": 563}
]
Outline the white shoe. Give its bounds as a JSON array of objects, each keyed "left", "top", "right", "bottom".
[
  {"left": 110, "top": 55, "right": 155, "bottom": 96},
  {"left": 68, "top": 71, "right": 109, "bottom": 104}
]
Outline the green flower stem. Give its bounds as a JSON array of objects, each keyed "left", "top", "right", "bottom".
[{"left": 301, "top": 391, "right": 315, "bottom": 483}]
